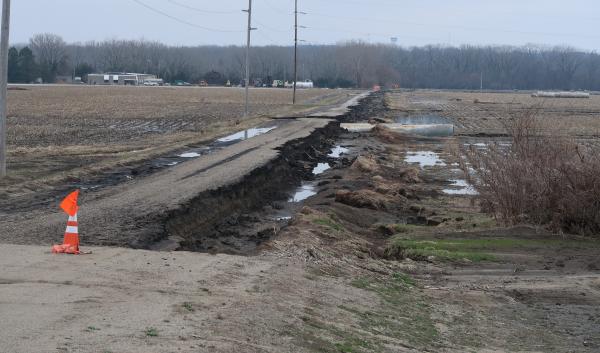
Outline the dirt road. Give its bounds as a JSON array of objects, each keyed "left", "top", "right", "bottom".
[
  {"left": 0, "top": 244, "right": 314, "bottom": 353},
  {"left": 0, "top": 117, "right": 334, "bottom": 248}
]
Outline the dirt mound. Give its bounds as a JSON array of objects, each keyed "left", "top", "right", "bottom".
[
  {"left": 335, "top": 189, "right": 389, "bottom": 210},
  {"left": 374, "top": 180, "right": 414, "bottom": 199},
  {"left": 351, "top": 155, "right": 379, "bottom": 173},
  {"left": 372, "top": 124, "right": 407, "bottom": 143},
  {"left": 399, "top": 167, "right": 421, "bottom": 183},
  {"left": 368, "top": 116, "right": 393, "bottom": 124}
]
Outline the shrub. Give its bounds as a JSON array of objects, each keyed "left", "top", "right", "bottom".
[{"left": 461, "top": 107, "right": 600, "bottom": 235}]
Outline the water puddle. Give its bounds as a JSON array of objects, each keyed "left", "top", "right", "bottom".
[
  {"left": 405, "top": 151, "right": 446, "bottom": 168},
  {"left": 395, "top": 115, "right": 450, "bottom": 125},
  {"left": 80, "top": 185, "right": 101, "bottom": 191},
  {"left": 179, "top": 152, "right": 201, "bottom": 158},
  {"left": 289, "top": 183, "right": 317, "bottom": 202},
  {"left": 217, "top": 126, "right": 277, "bottom": 143},
  {"left": 443, "top": 179, "right": 478, "bottom": 195},
  {"left": 469, "top": 143, "right": 487, "bottom": 148},
  {"left": 312, "top": 163, "right": 331, "bottom": 175},
  {"left": 276, "top": 216, "right": 292, "bottom": 221},
  {"left": 147, "top": 124, "right": 279, "bottom": 171},
  {"left": 465, "top": 142, "right": 512, "bottom": 149},
  {"left": 328, "top": 146, "right": 349, "bottom": 158}
]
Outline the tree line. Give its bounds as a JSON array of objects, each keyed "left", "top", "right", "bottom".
[{"left": 7, "top": 33, "right": 600, "bottom": 90}]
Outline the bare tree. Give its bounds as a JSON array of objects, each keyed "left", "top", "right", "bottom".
[
  {"left": 29, "top": 33, "right": 67, "bottom": 82},
  {"left": 24, "top": 34, "right": 600, "bottom": 90}
]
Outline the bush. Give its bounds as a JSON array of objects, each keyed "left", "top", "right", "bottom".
[{"left": 461, "top": 107, "right": 600, "bottom": 235}]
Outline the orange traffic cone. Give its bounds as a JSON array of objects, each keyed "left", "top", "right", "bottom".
[{"left": 52, "top": 190, "right": 81, "bottom": 255}]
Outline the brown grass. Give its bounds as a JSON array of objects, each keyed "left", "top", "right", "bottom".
[{"left": 460, "top": 107, "right": 600, "bottom": 236}]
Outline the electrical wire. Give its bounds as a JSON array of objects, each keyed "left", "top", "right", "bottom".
[
  {"left": 166, "top": 0, "right": 240, "bottom": 14},
  {"left": 263, "top": 0, "right": 293, "bottom": 15},
  {"left": 130, "top": 0, "right": 243, "bottom": 33},
  {"left": 254, "top": 19, "right": 294, "bottom": 34},
  {"left": 304, "top": 26, "right": 444, "bottom": 43},
  {"left": 304, "top": 10, "right": 600, "bottom": 40}
]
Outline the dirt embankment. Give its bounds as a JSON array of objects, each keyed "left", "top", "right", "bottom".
[{"left": 159, "top": 122, "right": 344, "bottom": 254}]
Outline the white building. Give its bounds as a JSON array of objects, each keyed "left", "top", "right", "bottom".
[{"left": 87, "top": 73, "right": 160, "bottom": 86}]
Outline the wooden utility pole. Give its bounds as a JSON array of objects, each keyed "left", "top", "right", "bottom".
[
  {"left": 0, "top": 0, "right": 10, "bottom": 178},
  {"left": 243, "top": 0, "right": 254, "bottom": 118},
  {"left": 292, "top": 0, "right": 298, "bottom": 105},
  {"left": 480, "top": 71, "right": 483, "bottom": 92}
]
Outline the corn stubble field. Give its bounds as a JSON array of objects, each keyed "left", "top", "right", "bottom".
[
  {"left": 386, "top": 90, "right": 600, "bottom": 139},
  {"left": 0, "top": 85, "right": 349, "bottom": 197}
]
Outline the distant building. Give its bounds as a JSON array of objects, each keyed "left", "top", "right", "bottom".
[{"left": 87, "top": 73, "right": 159, "bottom": 86}]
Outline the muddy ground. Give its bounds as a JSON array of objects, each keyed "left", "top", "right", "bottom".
[
  {"left": 0, "top": 86, "right": 359, "bottom": 207},
  {"left": 1, "top": 90, "right": 599, "bottom": 352}
]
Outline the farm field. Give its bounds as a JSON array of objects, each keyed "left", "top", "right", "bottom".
[
  {"left": 385, "top": 90, "right": 600, "bottom": 140},
  {"left": 0, "top": 85, "right": 358, "bottom": 203},
  {"left": 1, "top": 90, "right": 599, "bottom": 352}
]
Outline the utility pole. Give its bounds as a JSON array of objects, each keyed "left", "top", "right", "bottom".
[
  {"left": 480, "top": 71, "right": 483, "bottom": 92},
  {"left": 292, "top": 2, "right": 306, "bottom": 105},
  {"left": 293, "top": 0, "right": 298, "bottom": 105},
  {"left": 243, "top": 0, "right": 255, "bottom": 118},
  {"left": 0, "top": 0, "right": 10, "bottom": 178}
]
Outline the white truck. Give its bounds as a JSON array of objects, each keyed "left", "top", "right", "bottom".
[{"left": 295, "top": 80, "right": 314, "bottom": 89}]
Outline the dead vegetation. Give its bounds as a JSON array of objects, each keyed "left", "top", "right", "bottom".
[{"left": 461, "top": 107, "right": 600, "bottom": 235}]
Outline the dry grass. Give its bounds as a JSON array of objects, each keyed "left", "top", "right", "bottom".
[{"left": 460, "top": 107, "right": 600, "bottom": 236}]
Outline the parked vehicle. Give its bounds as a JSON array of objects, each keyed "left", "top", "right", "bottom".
[
  {"left": 174, "top": 80, "right": 191, "bottom": 86},
  {"left": 295, "top": 80, "right": 314, "bottom": 89}
]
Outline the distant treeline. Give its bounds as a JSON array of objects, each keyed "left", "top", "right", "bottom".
[{"left": 8, "top": 33, "right": 600, "bottom": 90}]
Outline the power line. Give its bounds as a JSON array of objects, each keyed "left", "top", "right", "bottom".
[
  {"left": 130, "top": 0, "right": 243, "bottom": 33},
  {"left": 243, "top": 0, "right": 256, "bottom": 117},
  {"left": 304, "top": 26, "right": 444, "bottom": 43},
  {"left": 254, "top": 29, "right": 284, "bottom": 46},
  {"left": 305, "top": 11, "right": 600, "bottom": 40},
  {"left": 253, "top": 19, "right": 293, "bottom": 34},
  {"left": 293, "top": 0, "right": 297, "bottom": 104},
  {"left": 263, "top": 0, "right": 293, "bottom": 15},
  {"left": 166, "top": 0, "right": 240, "bottom": 14}
]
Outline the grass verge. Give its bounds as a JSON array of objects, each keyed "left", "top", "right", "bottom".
[
  {"left": 385, "top": 237, "right": 600, "bottom": 262},
  {"left": 291, "top": 272, "right": 438, "bottom": 352}
]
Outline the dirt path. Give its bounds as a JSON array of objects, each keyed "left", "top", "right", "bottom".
[{"left": 0, "top": 118, "right": 334, "bottom": 247}]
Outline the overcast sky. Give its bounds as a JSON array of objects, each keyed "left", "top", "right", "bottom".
[{"left": 10, "top": 0, "right": 600, "bottom": 50}]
